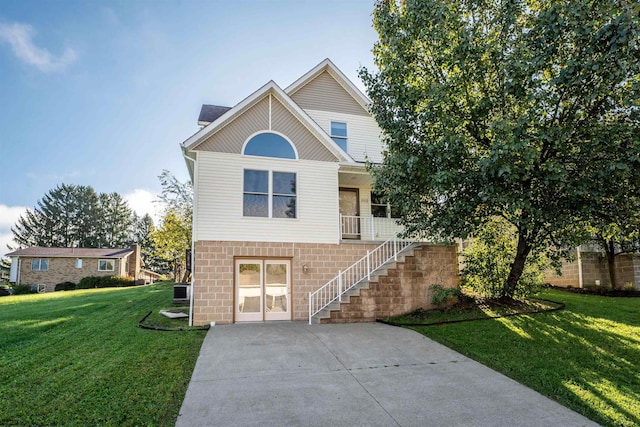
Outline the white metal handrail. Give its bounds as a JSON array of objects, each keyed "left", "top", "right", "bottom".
[
  {"left": 340, "top": 215, "right": 404, "bottom": 241},
  {"left": 308, "top": 235, "right": 415, "bottom": 324}
]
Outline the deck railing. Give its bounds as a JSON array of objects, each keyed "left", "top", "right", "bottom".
[
  {"left": 340, "top": 215, "right": 404, "bottom": 241},
  {"left": 308, "top": 235, "right": 414, "bottom": 324}
]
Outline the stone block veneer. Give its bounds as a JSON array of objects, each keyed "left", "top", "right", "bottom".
[
  {"left": 322, "top": 245, "right": 459, "bottom": 323},
  {"left": 192, "top": 241, "right": 459, "bottom": 325}
]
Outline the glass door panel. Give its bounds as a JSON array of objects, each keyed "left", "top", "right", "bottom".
[
  {"left": 235, "top": 259, "right": 291, "bottom": 322},
  {"left": 236, "top": 261, "right": 263, "bottom": 322},
  {"left": 265, "top": 261, "right": 290, "bottom": 321},
  {"left": 339, "top": 188, "right": 360, "bottom": 239}
]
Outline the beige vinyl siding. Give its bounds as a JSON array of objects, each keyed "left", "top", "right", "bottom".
[
  {"left": 196, "top": 97, "right": 269, "bottom": 152},
  {"left": 270, "top": 97, "right": 337, "bottom": 162},
  {"left": 195, "top": 151, "right": 340, "bottom": 244},
  {"left": 193, "top": 95, "right": 339, "bottom": 162},
  {"left": 305, "top": 109, "right": 385, "bottom": 163},
  {"left": 290, "top": 70, "right": 368, "bottom": 116}
]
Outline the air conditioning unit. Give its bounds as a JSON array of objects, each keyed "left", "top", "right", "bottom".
[{"left": 173, "top": 284, "right": 190, "bottom": 304}]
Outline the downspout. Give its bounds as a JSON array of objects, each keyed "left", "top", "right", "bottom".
[
  {"left": 577, "top": 246, "right": 583, "bottom": 289},
  {"left": 16, "top": 257, "right": 21, "bottom": 286},
  {"left": 183, "top": 150, "right": 196, "bottom": 326}
]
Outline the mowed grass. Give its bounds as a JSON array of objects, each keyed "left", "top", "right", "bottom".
[
  {"left": 407, "top": 289, "right": 640, "bottom": 427},
  {"left": 0, "top": 282, "right": 206, "bottom": 426}
]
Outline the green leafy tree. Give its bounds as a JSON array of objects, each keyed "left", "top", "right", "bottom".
[
  {"left": 150, "top": 171, "right": 193, "bottom": 281},
  {"left": 462, "top": 217, "right": 549, "bottom": 299},
  {"left": 361, "top": 0, "right": 640, "bottom": 299},
  {"left": 150, "top": 209, "right": 190, "bottom": 281},
  {"left": 586, "top": 195, "right": 640, "bottom": 289}
]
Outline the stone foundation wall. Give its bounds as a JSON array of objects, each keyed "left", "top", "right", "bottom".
[
  {"left": 323, "top": 245, "right": 459, "bottom": 323},
  {"left": 192, "top": 241, "right": 459, "bottom": 325}
]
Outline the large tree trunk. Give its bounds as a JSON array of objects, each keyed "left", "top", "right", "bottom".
[
  {"left": 605, "top": 239, "right": 618, "bottom": 290},
  {"left": 501, "top": 233, "right": 532, "bottom": 300}
]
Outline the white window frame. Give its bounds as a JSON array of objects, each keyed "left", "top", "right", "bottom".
[
  {"left": 371, "top": 191, "right": 399, "bottom": 219},
  {"left": 98, "top": 259, "right": 115, "bottom": 272},
  {"left": 243, "top": 169, "right": 297, "bottom": 219},
  {"left": 330, "top": 121, "right": 348, "bottom": 152},
  {"left": 31, "top": 258, "right": 48, "bottom": 271}
]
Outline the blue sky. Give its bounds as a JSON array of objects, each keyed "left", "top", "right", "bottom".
[{"left": 0, "top": 0, "right": 378, "bottom": 251}]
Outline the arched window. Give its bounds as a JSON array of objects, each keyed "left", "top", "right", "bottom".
[{"left": 243, "top": 132, "right": 297, "bottom": 159}]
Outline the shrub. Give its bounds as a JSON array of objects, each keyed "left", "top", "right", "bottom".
[
  {"left": 12, "top": 284, "right": 38, "bottom": 295},
  {"left": 55, "top": 281, "right": 77, "bottom": 291},
  {"left": 78, "top": 276, "right": 100, "bottom": 289},
  {"left": 429, "top": 284, "right": 461, "bottom": 306},
  {"left": 78, "top": 275, "right": 134, "bottom": 289},
  {"left": 461, "top": 217, "right": 550, "bottom": 299}
]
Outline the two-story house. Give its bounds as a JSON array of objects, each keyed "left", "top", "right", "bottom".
[{"left": 181, "top": 59, "right": 459, "bottom": 326}]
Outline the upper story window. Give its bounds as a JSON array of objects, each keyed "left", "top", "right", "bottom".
[
  {"left": 244, "top": 169, "right": 297, "bottom": 219},
  {"left": 371, "top": 191, "right": 399, "bottom": 219},
  {"left": 243, "top": 132, "right": 297, "bottom": 159},
  {"left": 31, "top": 259, "right": 48, "bottom": 271},
  {"left": 330, "top": 121, "right": 348, "bottom": 152},
  {"left": 98, "top": 259, "right": 115, "bottom": 271}
]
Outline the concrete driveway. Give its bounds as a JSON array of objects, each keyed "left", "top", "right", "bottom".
[{"left": 176, "top": 322, "right": 597, "bottom": 427}]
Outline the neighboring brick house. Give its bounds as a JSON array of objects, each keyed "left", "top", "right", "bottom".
[
  {"left": 5, "top": 244, "right": 143, "bottom": 292},
  {"left": 545, "top": 247, "right": 640, "bottom": 290},
  {"left": 180, "top": 59, "right": 459, "bottom": 326}
]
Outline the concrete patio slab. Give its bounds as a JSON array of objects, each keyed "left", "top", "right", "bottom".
[{"left": 176, "top": 322, "right": 598, "bottom": 427}]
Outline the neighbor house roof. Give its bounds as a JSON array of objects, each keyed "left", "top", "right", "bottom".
[
  {"left": 198, "top": 105, "right": 232, "bottom": 126},
  {"left": 5, "top": 247, "right": 133, "bottom": 259}
]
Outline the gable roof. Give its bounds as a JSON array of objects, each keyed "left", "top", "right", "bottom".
[
  {"left": 5, "top": 247, "right": 133, "bottom": 259},
  {"left": 198, "top": 105, "right": 232, "bottom": 126},
  {"left": 285, "top": 58, "right": 371, "bottom": 111},
  {"left": 181, "top": 80, "right": 353, "bottom": 163}
]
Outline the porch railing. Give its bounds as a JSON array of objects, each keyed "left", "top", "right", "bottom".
[
  {"left": 308, "top": 235, "right": 414, "bottom": 324},
  {"left": 340, "top": 215, "right": 404, "bottom": 241}
]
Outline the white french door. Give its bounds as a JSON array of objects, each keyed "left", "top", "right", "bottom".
[{"left": 235, "top": 259, "right": 291, "bottom": 322}]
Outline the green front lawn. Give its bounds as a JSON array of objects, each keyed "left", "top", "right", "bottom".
[
  {"left": 0, "top": 282, "right": 206, "bottom": 426},
  {"left": 407, "top": 289, "right": 640, "bottom": 427}
]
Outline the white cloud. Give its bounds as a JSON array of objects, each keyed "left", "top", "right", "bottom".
[
  {"left": 0, "top": 232, "right": 17, "bottom": 254},
  {"left": 124, "top": 189, "right": 160, "bottom": 222},
  {"left": 0, "top": 205, "right": 27, "bottom": 253},
  {"left": 0, "top": 21, "right": 76, "bottom": 72},
  {"left": 0, "top": 204, "right": 27, "bottom": 229}
]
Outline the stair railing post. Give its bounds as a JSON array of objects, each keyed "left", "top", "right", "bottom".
[
  {"left": 308, "top": 292, "right": 312, "bottom": 325},
  {"left": 394, "top": 235, "right": 398, "bottom": 261},
  {"left": 367, "top": 250, "right": 371, "bottom": 280},
  {"left": 338, "top": 270, "right": 342, "bottom": 302},
  {"left": 371, "top": 215, "right": 375, "bottom": 241}
]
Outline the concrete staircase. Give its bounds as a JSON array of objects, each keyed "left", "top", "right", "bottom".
[{"left": 312, "top": 245, "right": 456, "bottom": 324}]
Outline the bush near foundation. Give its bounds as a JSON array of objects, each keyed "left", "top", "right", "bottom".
[
  {"left": 78, "top": 275, "right": 134, "bottom": 289},
  {"left": 55, "top": 281, "right": 77, "bottom": 291},
  {"left": 11, "top": 285, "right": 38, "bottom": 295}
]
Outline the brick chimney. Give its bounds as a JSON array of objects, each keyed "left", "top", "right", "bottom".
[{"left": 129, "top": 243, "right": 141, "bottom": 280}]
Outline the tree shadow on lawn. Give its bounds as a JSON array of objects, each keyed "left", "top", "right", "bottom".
[{"left": 432, "top": 309, "right": 640, "bottom": 426}]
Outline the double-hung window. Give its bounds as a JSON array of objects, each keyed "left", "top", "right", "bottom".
[
  {"left": 31, "top": 259, "right": 48, "bottom": 271},
  {"left": 98, "top": 259, "right": 115, "bottom": 271},
  {"left": 244, "top": 170, "right": 296, "bottom": 219},
  {"left": 330, "top": 121, "right": 348, "bottom": 152}
]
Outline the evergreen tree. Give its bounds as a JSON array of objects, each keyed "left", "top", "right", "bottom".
[{"left": 11, "top": 184, "right": 136, "bottom": 249}]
